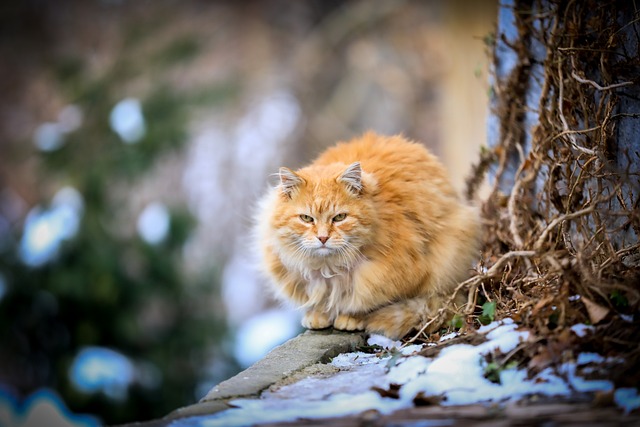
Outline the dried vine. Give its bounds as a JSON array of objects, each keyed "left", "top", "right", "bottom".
[{"left": 410, "top": 0, "right": 640, "bottom": 386}]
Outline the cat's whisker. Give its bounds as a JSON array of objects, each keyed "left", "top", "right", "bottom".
[
  {"left": 285, "top": 243, "right": 317, "bottom": 270},
  {"left": 342, "top": 241, "right": 365, "bottom": 265},
  {"left": 339, "top": 246, "right": 355, "bottom": 266},
  {"left": 335, "top": 246, "right": 349, "bottom": 267}
]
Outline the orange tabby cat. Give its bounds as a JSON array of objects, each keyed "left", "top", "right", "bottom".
[{"left": 255, "top": 132, "right": 481, "bottom": 339}]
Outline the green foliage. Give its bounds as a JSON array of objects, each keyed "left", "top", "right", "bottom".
[
  {"left": 52, "top": 56, "right": 85, "bottom": 86},
  {"left": 0, "top": 16, "right": 240, "bottom": 425},
  {"left": 483, "top": 359, "right": 519, "bottom": 384},
  {"left": 190, "top": 83, "right": 241, "bottom": 108},
  {"left": 449, "top": 314, "right": 464, "bottom": 329},
  {"left": 610, "top": 290, "right": 629, "bottom": 309},
  {"left": 0, "top": 192, "right": 231, "bottom": 424},
  {"left": 478, "top": 301, "right": 496, "bottom": 325},
  {"left": 547, "top": 311, "right": 560, "bottom": 330},
  {"left": 153, "top": 36, "right": 201, "bottom": 66}
]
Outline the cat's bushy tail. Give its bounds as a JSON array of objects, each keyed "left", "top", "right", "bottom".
[{"left": 365, "top": 293, "right": 463, "bottom": 340}]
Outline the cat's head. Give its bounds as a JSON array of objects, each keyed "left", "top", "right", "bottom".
[{"left": 269, "top": 162, "right": 376, "bottom": 266}]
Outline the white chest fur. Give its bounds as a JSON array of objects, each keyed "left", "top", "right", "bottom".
[{"left": 302, "top": 264, "right": 354, "bottom": 313}]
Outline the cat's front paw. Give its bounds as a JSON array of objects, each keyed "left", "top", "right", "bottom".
[
  {"left": 333, "top": 313, "right": 365, "bottom": 331},
  {"left": 302, "top": 310, "right": 332, "bottom": 330}
]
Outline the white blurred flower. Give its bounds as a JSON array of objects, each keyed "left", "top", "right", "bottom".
[
  {"left": 69, "top": 347, "right": 135, "bottom": 401},
  {"left": 33, "top": 105, "right": 84, "bottom": 152},
  {"left": 58, "top": 104, "right": 84, "bottom": 133},
  {"left": 19, "top": 187, "right": 84, "bottom": 267},
  {"left": 110, "top": 98, "right": 146, "bottom": 143},
  {"left": 34, "top": 122, "right": 65, "bottom": 152},
  {"left": 137, "top": 202, "right": 170, "bottom": 245}
]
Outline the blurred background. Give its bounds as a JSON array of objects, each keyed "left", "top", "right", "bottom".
[{"left": 0, "top": 0, "right": 495, "bottom": 424}]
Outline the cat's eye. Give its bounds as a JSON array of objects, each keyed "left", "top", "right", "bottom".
[
  {"left": 332, "top": 213, "right": 347, "bottom": 222},
  {"left": 299, "top": 214, "right": 314, "bottom": 223}
]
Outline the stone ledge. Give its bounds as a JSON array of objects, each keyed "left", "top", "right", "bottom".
[
  {"left": 202, "top": 328, "right": 365, "bottom": 402},
  {"left": 161, "top": 328, "right": 366, "bottom": 423}
]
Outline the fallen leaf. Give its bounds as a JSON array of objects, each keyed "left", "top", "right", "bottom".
[
  {"left": 371, "top": 383, "right": 401, "bottom": 399},
  {"left": 592, "top": 390, "right": 615, "bottom": 408},
  {"left": 532, "top": 296, "right": 555, "bottom": 316},
  {"left": 413, "top": 391, "right": 445, "bottom": 406},
  {"left": 529, "top": 352, "right": 553, "bottom": 371},
  {"left": 581, "top": 296, "right": 610, "bottom": 324}
]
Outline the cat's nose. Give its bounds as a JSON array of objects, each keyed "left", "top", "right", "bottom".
[{"left": 318, "top": 236, "right": 329, "bottom": 245}]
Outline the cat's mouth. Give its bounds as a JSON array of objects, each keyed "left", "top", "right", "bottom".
[
  {"left": 313, "top": 246, "right": 334, "bottom": 257},
  {"left": 313, "top": 245, "right": 335, "bottom": 257}
]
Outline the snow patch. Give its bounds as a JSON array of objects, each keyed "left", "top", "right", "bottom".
[
  {"left": 615, "top": 388, "right": 640, "bottom": 414},
  {"left": 367, "top": 334, "right": 401, "bottom": 349},
  {"left": 175, "top": 318, "right": 637, "bottom": 426},
  {"left": 570, "top": 323, "right": 594, "bottom": 337},
  {"left": 400, "top": 344, "right": 424, "bottom": 356},
  {"left": 576, "top": 352, "right": 605, "bottom": 365},
  {"left": 197, "top": 391, "right": 406, "bottom": 427},
  {"left": 439, "top": 331, "right": 458, "bottom": 342},
  {"left": 331, "top": 352, "right": 381, "bottom": 368}
]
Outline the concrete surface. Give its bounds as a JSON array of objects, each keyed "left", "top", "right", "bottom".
[
  {"left": 200, "top": 328, "right": 366, "bottom": 403},
  {"left": 117, "top": 329, "right": 365, "bottom": 426}
]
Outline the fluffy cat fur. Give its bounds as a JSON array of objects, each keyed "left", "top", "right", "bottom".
[{"left": 255, "top": 132, "right": 481, "bottom": 339}]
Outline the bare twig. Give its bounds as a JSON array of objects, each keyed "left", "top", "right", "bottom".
[
  {"left": 571, "top": 71, "right": 634, "bottom": 91},
  {"left": 507, "top": 161, "right": 527, "bottom": 249},
  {"left": 551, "top": 125, "right": 602, "bottom": 142},
  {"left": 533, "top": 206, "right": 596, "bottom": 251},
  {"left": 600, "top": 242, "right": 640, "bottom": 271},
  {"left": 404, "top": 250, "right": 536, "bottom": 345},
  {"left": 486, "top": 250, "right": 537, "bottom": 275},
  {"left": 557, "top": 63, "right": 597, "bottom": 156}
]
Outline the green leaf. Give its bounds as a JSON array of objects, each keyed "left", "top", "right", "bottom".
[
  {"left": 479, "top": 301, "right": 496, "bottom": 325},
  {"left": 450, "top": 314, "right": 464, "bottom": 329},
  {"left": 610, "top": 290, "right": 629, "bottom": 308},
  {"left": 484, "top": 361, "right": 501, "bottom": 384},
  {"left": 484, "top": 359, "right": 519, "bottom": 385}
]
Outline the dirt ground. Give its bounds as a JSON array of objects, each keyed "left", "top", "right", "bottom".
[{"left": 264, "top": 401, "right": 640, "bottom": 427}]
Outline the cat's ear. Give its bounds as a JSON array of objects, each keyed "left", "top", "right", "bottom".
[
  {"left": 279, "top": 167, "right": 305, "bottom": 198},
  {"left": 338, "top": 162, "right": 363, "bottom": 195}
]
